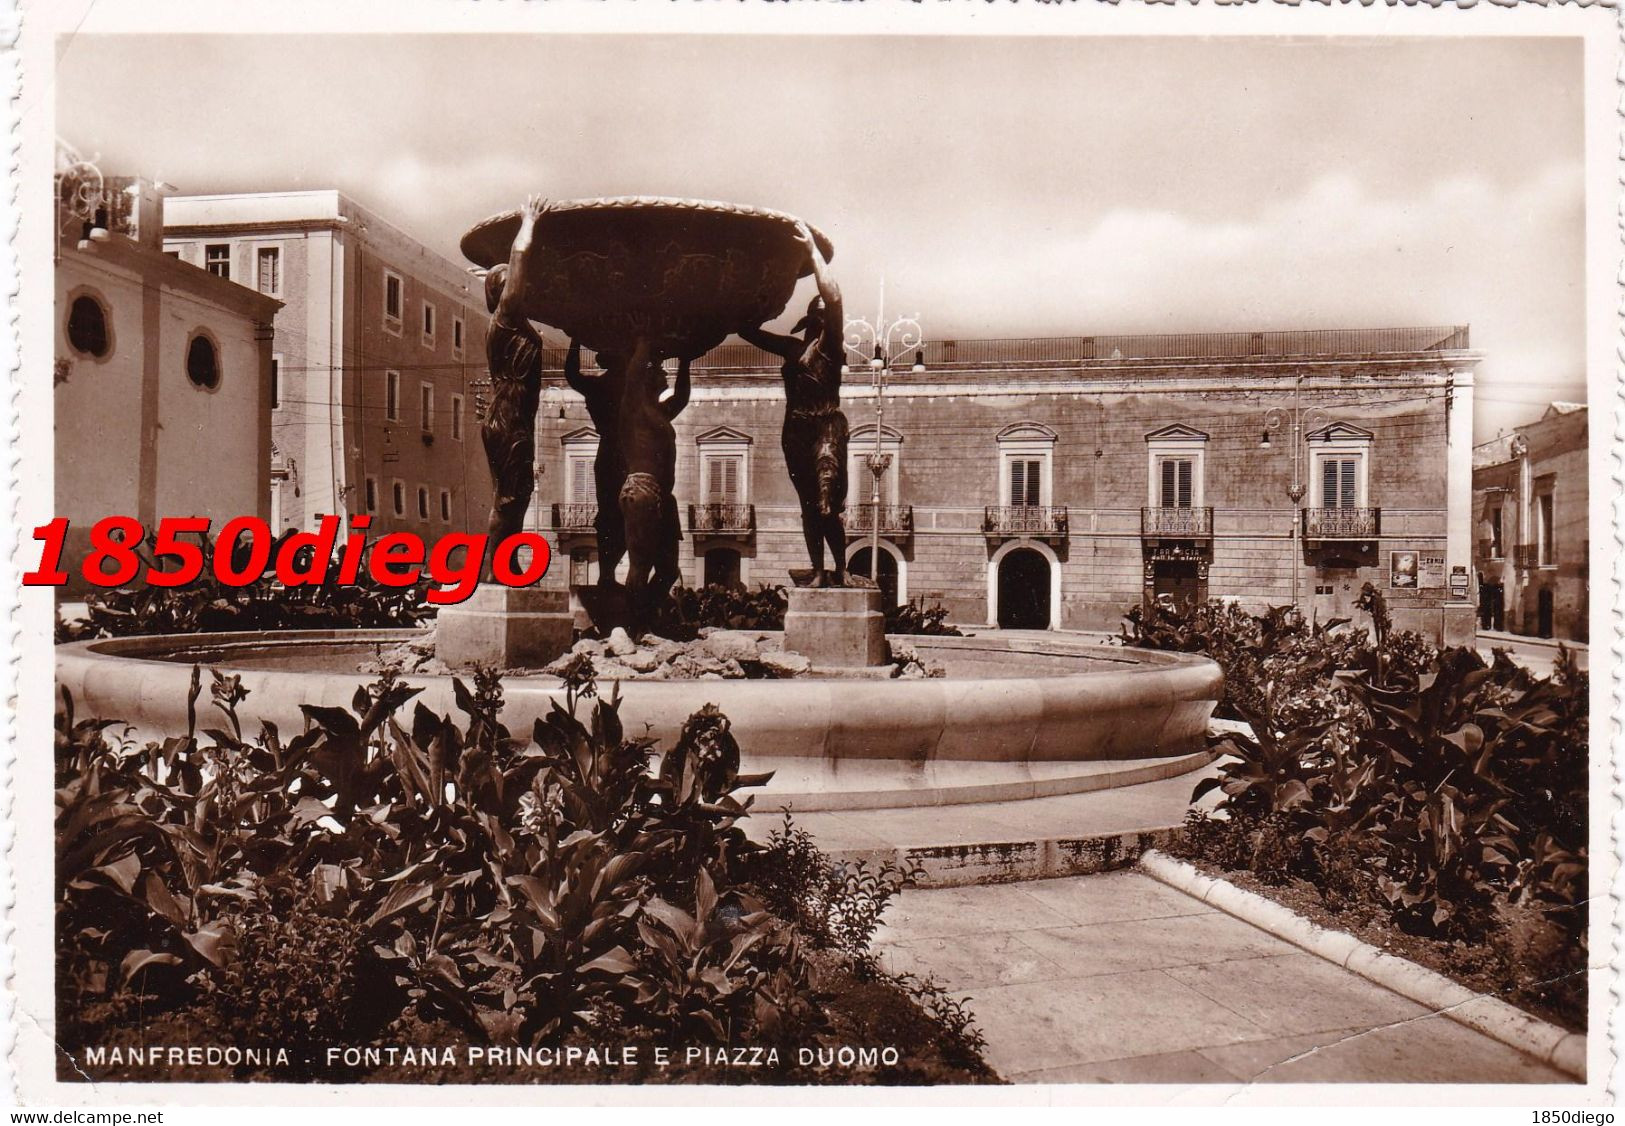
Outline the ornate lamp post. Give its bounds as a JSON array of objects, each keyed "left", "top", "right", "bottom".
[
  {"left": 842, "top": 306, "right": 923, "bottom": 586},
  {"left": 1258, "top": 372, "right": 1331, "bottom": 609}
]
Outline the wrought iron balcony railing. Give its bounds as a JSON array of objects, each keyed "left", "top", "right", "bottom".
[
  {"left": 1513, "top": 543, "right": 1541, "bottom": 569},
  {"left": 551, "top": 502, "right": 597, "bottom": 534},
  {"left": 1302, "top": 507, "right": 1380, "bottom": 540},
  {"left": 845, "top": 503, "right": 914, "bottom": 537},
  {"left": 983, "top": 505, "right": 1069, "bottom": 539},
  {"left": 688, "top": 502, "right": 756, "bottom": 535},
  {"left": 1141, "top": 506, "right": 1213, "bottom": 538}
]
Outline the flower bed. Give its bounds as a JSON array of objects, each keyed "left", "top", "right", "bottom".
[
  {"left": 55, "top": 657, "right": 992, "bottom": 1083},
  {"left": 1126, "top": 587, "right": 1587, "bottom": 1031}
]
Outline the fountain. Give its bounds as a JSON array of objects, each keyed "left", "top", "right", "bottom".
[{"left": 55, "top": 195, "right": 1222, "bottom": 858}]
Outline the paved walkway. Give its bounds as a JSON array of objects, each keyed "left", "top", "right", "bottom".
[{"left": 872, "top": 870, "right": 1571, "bottom": 1084}]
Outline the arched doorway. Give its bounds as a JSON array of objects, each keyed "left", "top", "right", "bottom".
[
  {"left": 997, "top": 548, "right": 1051, "bottom": 629},
  {"left": 849, "top": 546, "right": 900, "bottom": 611},
  {"left": 703, "top": 547, "right": 742, "bottom": 590}
]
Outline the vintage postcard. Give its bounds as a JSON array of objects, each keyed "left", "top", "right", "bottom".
[{"left": 5, "top": 0, "right": 1619, "bottom": 1111}]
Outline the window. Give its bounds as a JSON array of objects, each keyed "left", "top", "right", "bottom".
[
  {"left": 1144, "top": 425, "right": 1208, "bottom": 509},
  {"left": 417, "top": 487, "right": 430, "bottom": 521},
  {"left": 185, "top": 333, "right": 219, "bottom": 390},
  {"left": 847, "top": 425, "right": 902, "bottom": 506},
  {"left": 422, "top": 302, "right": 436, "bottom": 346},
  {"left": 365, "top": 477, "right": 378, "bottom": 513},
  {"left": 256, "top": 246, "right": 281, "bottom": 296},
  {"left": 420, "top": 383, "right": 435, "bottom": 431},
  {"left": 1158, "top": 458, "right": 1193, "bottom": 508},
  {"left": 385, "top": 371, "right": 400, "bottom": 421},
  {"left": 1538, "top": 493, "right": 1555, "bottom": 566},
  {"left": 439, "top": 489, "right": 451, "bottom": 522},
  {"left": 391, "top": 480, "right": 405, "bottom": 517},
  {"left": 452, "top": 315, "right": 465, "bottom": 358},
  {"left": 270, "top": 354, "right": 282, "bottom": 409},
  {"left": 705, "top": 455, "right": 743, "bottom": 505},
  {"left": 695, "top": 427, "right": 753, "bottom": 514},
  {"left": 1488, "top": 504, "right": 1504, "bottom": 558},
  {"left": 1308, "top": 424, "right": 1373, "bottom": 511},
  {"left": 65, "top": 294, "right": 109, "bottom": 357},
  {"left": 205, "top": 244, "right": 231, "bottom": 280},
  {"left": 1320, "top": 458, "right": 1359, "bottom": 509},
  {"left": 567, "top": 453, "right": 596, "bottom": 505},
  {"left": 450, "top": 394, "right": 464, "bottom": 441},
  {"left": 995, "top": 422, "right": 1057, "bottom": 509},
  {"left": 1008, "top": 459, "right": 1043, "bottom": 507},
  {"left": 383, "top": 270, "right": 403, "bottom": 327}
]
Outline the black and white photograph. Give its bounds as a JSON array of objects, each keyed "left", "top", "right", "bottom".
[{"left": 7, "top": 1, "right": 1619, "bottom": 1111}]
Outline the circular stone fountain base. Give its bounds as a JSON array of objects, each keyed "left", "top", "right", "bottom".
[{"left": 56, "top": 629, "right": 1221, "bottom": 812}]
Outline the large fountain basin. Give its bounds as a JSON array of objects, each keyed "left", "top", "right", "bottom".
[
  {"left": 460, "top": 196, "right": 835, "bottom": 359},
  {"left": 56, "top": 631, "right": 1220, "bottom": 770}
]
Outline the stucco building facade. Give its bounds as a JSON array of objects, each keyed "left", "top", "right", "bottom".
[
  {"left": 527, "top": 326, "right": 1481, "bottom": 644},
  {"left": 55, "top": 174, "right": 280, "bottom": 593},
  {"left": 1471, "top": 403, "right": 1588, "bottom": 641},
  {"left": 163, "top": 192, "right": 494, "bottom": 540}
]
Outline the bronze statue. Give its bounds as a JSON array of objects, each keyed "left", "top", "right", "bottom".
[
  {"left": 480, "top": 194, "right": 552, "bottom": 571},
  {"left": 616, "top": 335, "right": 693, "bottom": 630},
  {"left": 563, "top": 339, "right": 629, "bottom": 586},
  {"left": 738, "top": 222, "right": 849, "bottom": 587}
]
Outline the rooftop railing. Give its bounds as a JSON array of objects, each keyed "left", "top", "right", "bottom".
[{"left": 538, "top": 325, "right": 1470, "bottom": 375}]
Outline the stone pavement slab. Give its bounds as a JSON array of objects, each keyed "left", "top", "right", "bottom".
[{"left": 871, "top": 870, "right": 1573, "bottom": 1084}]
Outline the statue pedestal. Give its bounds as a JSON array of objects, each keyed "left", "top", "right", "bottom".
[
  {"left": 784, "top": 586, "right": 887, "bottom": 668},
  {"left": 436, "top": 584, "right": 574, "bottom": 670}
]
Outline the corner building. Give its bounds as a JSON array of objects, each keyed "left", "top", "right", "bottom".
[
  {"left": 1470, "top": 403, "right": 1588, "bottom": 641},
  {"left": 163, "top": 192, "right": 494, "bottom": 540},
  {"left": 54, "top": 174, "right": 280, "bottom": 595},
  {"left": 530, "top": 326, "right": 1480, "bottom": 645}
]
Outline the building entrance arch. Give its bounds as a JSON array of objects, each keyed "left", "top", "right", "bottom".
[{"left": 989, "top": 541, "right": 1059, "bottom": 630}]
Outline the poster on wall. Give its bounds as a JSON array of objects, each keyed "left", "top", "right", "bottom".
[
  {"left": 1390, "top": 550, "right": 1419, "bottom": 589},
  {"left": 1420, "top": 552, "right": 1446, "bottom": 589}
]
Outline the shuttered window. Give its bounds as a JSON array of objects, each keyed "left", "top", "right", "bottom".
[
  {"left": 1322, "top": 458, "right": 1359, "bottom": 509},
  {"left": 1159, "top": 458, "right": 1193, "bottom": 508},
  {"left": 568, "top": 456, "right": 596, "bottom": 506},
  {"left": 1009, "top": 458, "right": 1042, "bottom": 507},
  {"left": 256, "top": 247, "right": 280, "bottom": 295},
  {"left": 706, "top": 456, "right": 742, "bottom": 504}
]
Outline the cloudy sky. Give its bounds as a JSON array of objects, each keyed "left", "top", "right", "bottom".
[{"left": 56, "top": 33, "right": 1586, "bottom": 437}]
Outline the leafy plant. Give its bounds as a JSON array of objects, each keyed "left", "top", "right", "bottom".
[
  {"left": 885, "top": 598, "right": 963, "bottom": 637},
  {"left": 747, "top": 813, "right": 920, "bottom": 959},
  {"left": 64, "top": 532, "right": 429, "bottom": 640}
]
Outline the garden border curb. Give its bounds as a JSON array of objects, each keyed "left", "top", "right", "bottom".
[{"left": 1138, "top": 849, "right": 1586, "bottom": 1080}]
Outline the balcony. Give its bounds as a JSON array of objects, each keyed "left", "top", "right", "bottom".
[
  {"left": 1141, "top": 506, "right": 1213, "bottom": 539},
  {"left": 1476, "top": 537, "right": 1504, "bottom": 563},
  {"left": 984, "top": 505, "right": 1068, "bottom": 545},
  {"left": 1513, "top": 543, "right": 1541, "bottom": 570},
  {"left": 688, "top": 502, "right": 756, "bottom": 539},
  {"left": 1302, "top": 507, "right": 1380, "bottom": 542},
  {"left": 551, "top": 502, "right": 597, "bottom": 536},
  {"left": 845, "top": 503, "right": 914, "bottom": 539}
]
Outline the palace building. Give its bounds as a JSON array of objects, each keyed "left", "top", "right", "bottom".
[
  {"left": 163, "top": 191, "right": 494, "bottom": 539},
  {"left": 525, "top": 326, "right": 1481, "bottom": 644}
]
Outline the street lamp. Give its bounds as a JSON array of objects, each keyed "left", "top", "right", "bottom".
[
  {"left": 843, "top": 306, "right": 924, "bottom": 587},
  {"left": 1259, "top": 372, "right": 1331, "bottom": 609}
]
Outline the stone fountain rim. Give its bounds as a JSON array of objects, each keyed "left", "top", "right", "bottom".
[
  {"left": 58, "top": 627, "right": 1217, "bottom": 680},
  {"left": 458, "top": 195, "right": 835, "bottom": 271}
]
